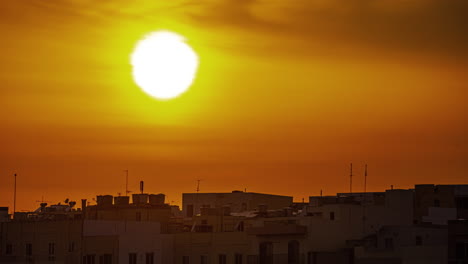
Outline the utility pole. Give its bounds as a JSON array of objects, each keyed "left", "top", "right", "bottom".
[
  {"left": 124, "top": 170, "right": 129, "bottom": 196},
  {"left": 13, "top": 173, "right": 17, "bottom": 216},
  {"left": 363, "top": 164, "right": 368, "bottom": 235},
  {"left": 350, "top": 163, "right": 353, "bottom": 193},
  {"left": 364, "top": 164, "right": 368, "bottom": 193}
]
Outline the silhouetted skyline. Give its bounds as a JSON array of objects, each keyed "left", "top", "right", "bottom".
[{"left": 1, "top": 1, "right": 467, "bottom": 215}]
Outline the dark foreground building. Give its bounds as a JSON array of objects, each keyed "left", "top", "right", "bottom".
[{"left": 1, "top": 185, "right": 467, "bottom": 264}]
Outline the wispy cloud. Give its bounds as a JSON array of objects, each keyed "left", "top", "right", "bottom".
[{"left": 5, "top": 0, "right": 467, "bottom": 59}]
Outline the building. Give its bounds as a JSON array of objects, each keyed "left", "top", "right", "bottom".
[
  {"left": 414, "top": 184, "right": 468, "bottom": 225},
  {"left": 83, "top": 194, "right": 173, "bottom": 232},
  {"left": 0, "top": 192, "right": 175, "bottom": 264},
  {"left": 1, "top": 184, "right": 467, "bottom": 264},
  {"left": 182, "top": 191, "right": 293, "bottom": 218},
  {"left": 82, "top": 220, "right": 173, "bottom": 264},
  {"left": 354, "top": 225, "right": 448, "bottom": 264},
  {"left": 448, "top": 220, "right": 468, "bottom": 264},
  {"left": 0, "top": 207, "right": 10, "bottom": 223},
  {"left": 307, "top": 189, "right": 414, "bottom": 239},
  {"left": 0, "top": 218, "right": 83, "bottom": 263},
  {"left": 175, "top": 205, "right": 308, "bottom": 264}
]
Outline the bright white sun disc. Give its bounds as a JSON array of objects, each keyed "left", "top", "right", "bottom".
[{"left": 131, "top": 31, "right": 198, "bottom": 100}]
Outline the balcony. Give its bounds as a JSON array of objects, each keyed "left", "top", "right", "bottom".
[{"left": 247, "top": 223, "right": 307, "bottom": 236}]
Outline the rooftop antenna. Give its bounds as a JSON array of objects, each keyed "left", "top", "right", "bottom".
[
  {"left": 35, "top": 196, "right": 52, "bottom": 204},
  {"left": 350, "top": 163, "right": 353, "bottom": 193},
  {"left": 364, "top": 164, "right": 368, "bottom": 193},
  {"left": 140, "top": 180, "right": 144, "bottom": 194},
  {"left": 124, "top": 170, "right": 130, "bottom": 196},
  {"left": 192, "top": 179, "right": 202, "bottom": 218},
  {"left": 320, "top": 189, "right": 323, "bottom": 197},
  {"left": 362, "top": 164, "right": 368, "bottom": 235},
  {"left": 13, "top": 173, "right": 17, "bottom": 215}
]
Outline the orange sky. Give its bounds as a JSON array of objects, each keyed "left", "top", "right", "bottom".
[{"left": 0, "top": 0, "right": 467, "bottom": 211}]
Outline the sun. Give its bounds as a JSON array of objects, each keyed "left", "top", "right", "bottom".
[{"left": 130, "top": 31, "right": 199, "bottom": 100}]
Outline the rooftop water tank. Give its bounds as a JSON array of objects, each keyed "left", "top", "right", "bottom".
[
  {"left": 132, "top": 193, "right": 149, "bottom": 204},
  {"left": 114, "top": 196, "right": 130, "bottom": 206},
  {"left": 96, "top": 195, "right": 113, "bottom": 206},
  {"left": 149, "top": 194, "right": 165, "bottom": 205}
]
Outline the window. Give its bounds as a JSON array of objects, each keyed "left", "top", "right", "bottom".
[
  {"left": 219, "top": 254, "right": 227, "bottom": 264},
  {"left": 415, "top": 236, "right": 422, "bottom": 246},
  {"left": 49, "top": 243, "right": 55, "bottom": 255},
  {"left": 182, "top": 256, "right": 190, "bottom": 264},
  {"left": 69, "top": 241, "right": 75, "bottom": 252},
  {"left": 99, "top": 254, "right": 112, "bottom": 264},
  {"left": 83, "top": 255, "right": 96, "bottom": 264},
  {"left": 136, "top": 212, "right": 142, "bottom": 221},
  {"left": 237, "top": 221, "right": 244, "bottom": 232},
  {"left": 434, "top": 199, "right": 440, "bottom": 207},
  {"left": 25, "top": 243, "right": 32, "bottom": 256},
  {"left": 247, "top": 255, "right": 258, "bottom": 264},
  {"left": 329, "top": 212, "right": 335, "bottom": 221},
  {"left": 129, "top": 253, "right": 137, "bottom": 264},
  {"left": 146, "top": 252, "right": 154, "bottom": 264},
  {"left": 201, "top": 255, "right": 208, "bottom": 264},
  {"left": 288, "top": 240, "right": 300, "bottom": 264},
  {"left": 187, "top": 204, "right": 194, "bottom": 217},
  {"left": 6, "top": 244, "right": 12, "bottom": 255},
  {"left": 307, "top": 252, "right": 315, "bottom": 264},
  {"left": 456, "top": 197, "right": 468, "bottom": 209},
  {"left": 456, "top": 242, "right": 468, "bottom": 259},
  {"left": 384, "top": 238, "right": 394, "bottom": 249},
  {"left": 259, "top": 242, "right": 273, "bottom": 264},
  {"left": 235, "top": 253, "right": 243, "bottom": 264}
]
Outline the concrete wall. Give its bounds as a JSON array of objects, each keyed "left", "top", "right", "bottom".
[
  {"left": 355, "top": 226, "right": 447, "bottom": 264},
  {"left": 0, "top": 220, "right": 82, "bottom": 264},
  {"left": 174, "top": 232, "right": 251, "bottom": 264},
  {"left": 83, "top": 220, "right": 168, "bottom": 264},
  {"left": 85, "top": 205, "right": 171, "bottom": 223}
]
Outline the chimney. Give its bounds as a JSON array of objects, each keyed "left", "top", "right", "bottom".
[
  {"left": 149, "top": 194, "right": 165, "bottom": 205},
  {"left": 81, "top": 199, "right": 87, "bottom": 213}
]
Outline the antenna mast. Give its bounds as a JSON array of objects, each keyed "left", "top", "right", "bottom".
[
  {"left": 364, "top": 164, "right": 368, "bottom": 193},
  {"left": 196, "top": 179, "right": 201, "bottom": 193},
  {"left": 124, "top": 170, "right": 129, "bottom": 196},
  {"left": 349, "top": 163, "right": 353, "bottom": 193},
  {"left": 13, "top": 173, "right": 17, "bottom": 216}
]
